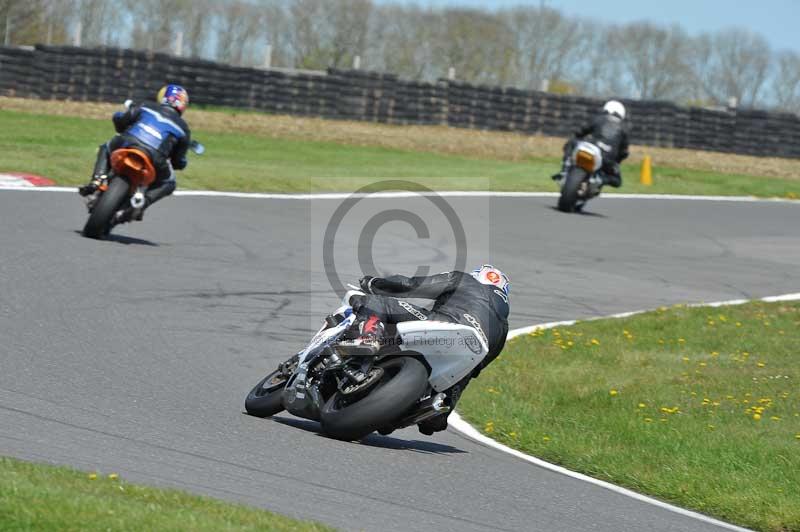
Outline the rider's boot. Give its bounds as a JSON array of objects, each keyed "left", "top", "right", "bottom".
[
  {"left": 79, "top": 144, "right": 112, "bottom": 197},
  {"left": 79, "top": 174, "right": 106, "bottom": 197},
  {"left": 418, "top": 380, "right": 466, "bottom": 435},
  {"left": 338, "top": 315, "right": 385, "bottom": 356}
]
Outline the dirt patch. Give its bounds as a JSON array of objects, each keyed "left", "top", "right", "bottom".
[{"left": 2, "top": 97, "right": 796, "bottom": 179}]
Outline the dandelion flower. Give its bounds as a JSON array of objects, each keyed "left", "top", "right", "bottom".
[
  {"left": 609, "top": 389, "right": 618, "bottom": 397},
  {"left": 638, "top": 403, "right": 647, "bottom": 408},
  {"left": 770, "top": 416, "right": 780, "bottom": 421},
  {"left": 678, "top": 338, "right": 686, "bottom": 343},
  {"left": 88, "top": 473, "right": 97, "bottom": 480},
  {"left": 108, "top": 473, "right": 119, "bottom": 480},
  {"left": 591, "top": 338, "right": 600, "bottom": 346},
  {"left": 542, "top": 436, "right": 551, "bottom": 442},
  {"left": 757, "top": 362, "right": 766, "bottom": 367},
  {"left": 753, "top": 414, "right": 762, "bottom": 421}
]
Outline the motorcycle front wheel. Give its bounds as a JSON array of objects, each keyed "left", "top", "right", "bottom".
[
  {"left": 557, "top": 167, "right": 587, "bottom": 213},
  {"left": 82, "top": 177, "right": 128, "bottom": 238},
  {"left": 245, "top": 369, "right": 289, "bottom": 418},
  {"left": 320, "top": 356, "right": 429, "bottom": 441}
]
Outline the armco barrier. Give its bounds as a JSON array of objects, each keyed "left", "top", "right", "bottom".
[{"left": 1, "top": 44, "right": 799, "bottom": 158}]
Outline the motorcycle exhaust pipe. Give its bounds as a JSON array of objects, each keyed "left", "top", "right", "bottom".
[
  {"left": 130, "top": 190, "right": 146, "bottom": 209},
  {"left": 396, "top": 393, "right": 450, "bottom": 428}
]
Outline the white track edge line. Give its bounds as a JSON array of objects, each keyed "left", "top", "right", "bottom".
[
  {"left": 451, "top": 292, "right": 800, "bottom": 532},
  {"left": 0, "top": 185, "right": 798, "bottom": 204}
]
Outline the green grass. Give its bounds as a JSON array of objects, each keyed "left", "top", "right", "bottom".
[
  {"left": 1, "top": 109, "right": 798, "bottom": 197},
  {"left": 458, "top": 301, "right": 800, "bottom": 532},
  {"left": 0, "top": 456, "right": 333, "bottom": 531}
]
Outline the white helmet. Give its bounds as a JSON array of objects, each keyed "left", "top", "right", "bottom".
[
  {"left": 603, "top": 100, "right": 626, "bottom": 120},
  {"left": 471, "top": 265, "right": 510, "bottom": 296}
]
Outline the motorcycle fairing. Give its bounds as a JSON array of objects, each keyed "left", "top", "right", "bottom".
[
  {"left": 572, "top": 140, "right": 603, "bottom": 173},
  {"left": 396, "top": 321, "right": 488, "bottom": 392}
]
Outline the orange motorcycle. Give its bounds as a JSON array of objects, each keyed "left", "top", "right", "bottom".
[{"left": 81, "top": 141, "right": 203, "bottom": 239}]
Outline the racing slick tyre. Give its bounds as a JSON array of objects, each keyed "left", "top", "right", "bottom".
[
  {"left": 320, "top": 356, "right": 428, "bottom": 441},
  {"left": 557, "top": 167, "right": 587, "bottom": 213},
  {"left": 245, "top": 369, "right": 289, "bottom": 418},
  {"left": 82, "top": 177, "right": 128, "bottom": 238}
]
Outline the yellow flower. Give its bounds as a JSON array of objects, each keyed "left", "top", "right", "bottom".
[
  {"left": 678, "top": 338, "right": 686, "bottom": 343},
  {"left": 770, "top": 416, "right": 780, "bottom": 421},
  {"left": 708, "top": 425, "right": 715, "bottom": 430},
  {"left": 753, "top": 414, "right": 762, "bottom": 421},
  {"left": 682, "top": 356, "right": 690, "bottom": 362},
  {"left": 644, "top": 418, "right": 653, "bottom": 423},
  {"left": 757, "top": 362, "right": 765, "bottom": 367},
  {"left": 795, "top": 434, "right": 800, "bottom": 440},
  {"left": 710, "top": 351, "right": 719, "bottom": 357},
  {"left": 591, "top": 338, "right": 600, "bottom": 346},
  {"left": 638, "top": 403, "right": 647, "bottom": 408},
  {"left": 108, "top": 473, "right": 119, "bottom": 480},
  {"left": 736, "top": 322, "right": 742, "bottom": 327},
  {"left": 699, "top": 362, "right": 707, "bottom": 367},
  {"left": 660, "top": 418, "right": 668, "bottom": 422},
  {"left": 542, "top": 436, "right": 551, "bottom": 442},
  {"left": 88, "top": 473, "right": 97, "bottom": 480},
  {"left": 609, "top": 389, "right": 618, "bottom": 397}
]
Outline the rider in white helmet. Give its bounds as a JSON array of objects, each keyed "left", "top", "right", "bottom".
[
  {"left": 342, "top": 265, "right": 511, "bottom": 435},
  {"left": 552, "top": 100, "right": 630, "bottom": 187}
]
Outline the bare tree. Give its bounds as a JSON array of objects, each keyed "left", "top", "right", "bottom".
[
  {"left": 611, "top": 22, "right": 691, "bottom": 100},
  {"left": 431, "top": 8, "right": 514, "bottom": 85},
  {"left": 501, "top": 5, "right": 586, "bottom": 90},
  {"left": 215, "top": 1, "right": 264, "bottom": 66},
  {"left": 692, "top": 28, "right": 772, "bottom": 107},
  {"left": 366, "top": 4, "right": 438, "bottom": 79},
  {"left": 773, "top": 51, "right": 800, "bottom": 114}
]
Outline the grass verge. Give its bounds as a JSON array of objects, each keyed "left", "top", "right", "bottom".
[
  {"left": 0, "top": 456, "right": 333, "bottom": 531},
  {"left": 0, "top": 103, "right": 798, "bottom": 198},
  {"left": 458, "top": 301, "right": 800, "bottom": 532}
]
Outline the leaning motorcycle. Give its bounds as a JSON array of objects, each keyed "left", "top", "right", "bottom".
[
  {"left": 557, "top": 140, "right": 605, "bottom": 213},
  {"left": 81, "top": 141, "right": 204, "bottom": 239},
  {"left": 245, "top": 289, "right": 488, "bottom": 440}
]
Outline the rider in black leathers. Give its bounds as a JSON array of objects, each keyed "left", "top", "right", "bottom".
[
  {"left": 553, "top": 100, "right": 630, "bottom": 187},
  {"left": 345, "top": 266, "right": 511, "bottom": 435}
]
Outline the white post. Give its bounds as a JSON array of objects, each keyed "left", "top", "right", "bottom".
[
  {"left": 447, "top": 67, "right": 455, "bottom": 80},
  {"left": 353, "top": 55, "right": 361, "bottom": 70},
  {"left": 262, "top": 44, "right": 272, "bottom": 69},
  {"left": 4, "top": 8, "right": 12, "bottom": 46},
  {"left": 727, "top": 96, "right": 738, "bottom": 110},
  {"left": 539, "top": 79, "right": 549, "bottom": 92},
  {"left": 73, "top": 20, "right": 82, "bottom": 47},
  {"left": 174, "top": 31, "right": 183, "bottom": 56}
]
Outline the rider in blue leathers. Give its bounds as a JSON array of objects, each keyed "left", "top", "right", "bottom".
[{"left": 78, "top": 84, "right": 191, "bottom": 223}]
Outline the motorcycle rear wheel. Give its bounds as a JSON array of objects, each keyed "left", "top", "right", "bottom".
[
  {"left": 82, "top": 177, "right": 128, "bottom": 238},
  {"left": 320, "top": 356, "right": 428, "bottom": 441},
  {"left": 245, "top": 369, "right": 289, "bottom": 418},
  {"left": 557, "top": 167, "right": 587, "bottom": 213}
]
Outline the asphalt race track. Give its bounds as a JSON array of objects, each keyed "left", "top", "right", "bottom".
[{"left": 2, "top": 189, "right": 798, "bottom": 531}]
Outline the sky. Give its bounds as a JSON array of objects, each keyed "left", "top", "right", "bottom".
[{"left": 384, "top": 0, "right": 800, "bottom": 53}]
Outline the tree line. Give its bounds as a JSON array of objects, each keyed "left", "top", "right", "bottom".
[{"left": 2, "top": 0, "right": 798, "bottom": 113}]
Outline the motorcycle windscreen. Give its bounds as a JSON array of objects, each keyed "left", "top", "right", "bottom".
[{"left": 396, "top": 321, "right": 488, "bottom": 392}]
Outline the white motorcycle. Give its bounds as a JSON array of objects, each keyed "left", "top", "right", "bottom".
[
  {"left": 244, "top": 288, "right": 487, "bottom": 440},
  {"left": 557, "top": 140, "right": 606, "bottom": 213}
]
